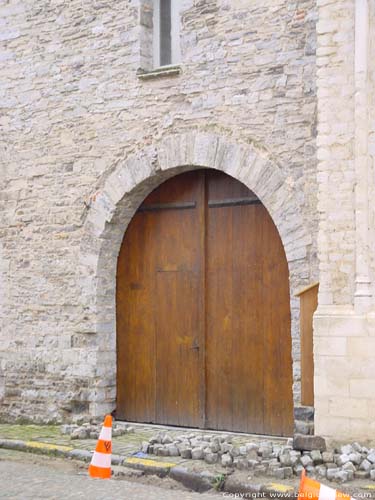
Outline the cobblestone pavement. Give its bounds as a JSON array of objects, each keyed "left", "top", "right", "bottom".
[{"left": 0, "top": 450, "right": 220, "bottom": 499}]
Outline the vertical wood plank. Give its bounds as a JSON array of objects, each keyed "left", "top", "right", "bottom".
[{"left": 299, "top": 284, "right": 319, "bottom": 406}]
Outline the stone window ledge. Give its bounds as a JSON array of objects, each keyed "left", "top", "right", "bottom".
[{"left": 137, "top": 65, "right": 182, "bottom": 80}]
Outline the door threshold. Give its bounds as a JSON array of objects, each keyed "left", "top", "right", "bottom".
[{"left": 114, "top": 420, "right": 290, "bottom": 442}]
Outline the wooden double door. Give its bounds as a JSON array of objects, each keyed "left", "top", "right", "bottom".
[{"left": 117, "top": 169, "right": 293, "bottom": 436}]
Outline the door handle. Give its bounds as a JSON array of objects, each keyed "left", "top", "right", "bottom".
[{"left": 190, "top": 339, "right": 200, "bottom": 351}]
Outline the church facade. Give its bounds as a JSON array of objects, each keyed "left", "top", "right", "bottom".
[{"left": 0, "top": 0, "right": 374, "bottom": 441}]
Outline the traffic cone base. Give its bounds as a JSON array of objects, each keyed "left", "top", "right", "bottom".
[
  {"left": 298, "top": 468, "right": 355, "bottom": 500},
  {"left": 88, "top": 414, "right": 112, "bottom": 480}
]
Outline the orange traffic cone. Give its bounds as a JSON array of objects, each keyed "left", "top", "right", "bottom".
[
  {"left": 88, "top": 415, "right": 112, "bottom": 479},
  {"left": 298, "top": 468, "right": 357, "bottom": 499}
]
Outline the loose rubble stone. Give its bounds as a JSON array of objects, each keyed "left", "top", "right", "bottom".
[
  {"left": 316, "top": 465, "right": 327, "bottom": 478},
  {"left": 300, "top": 455, "right": 313, "bottom": 468},
  {"left": 339, "top": 444, "right": 353, "bottom": 455},
  {"left": 327, "top": 469, "right": 338, "bottom": 481},
  {"left": 140, "top": 432, "right": 375, "bottom": 484},
  {"left": 295, "top": 421, "right": 311, "bottom": 435},
  {"left": 336, "top": 470, "right": 350, "bottom": 483},
  {"left": 354, "top": 470, "right": 370, "bottom": 479},
  {"left": 221, "top": 443, "right": 233, "bottom": 454},
  {"left": 279, "top": 452, "right": 293, "bottom": 467},
  {"left": 259, "top": 445, "right": 272, "bottom": 458},
  {"left": 204, "top": 452, "right": 218, "bottom": 465},
  {"left": 162, "top": 435, "right": 173, "bottom": 445},
  {"left": 141, "top": 442, "right": 149, "bottom": 454},
  {"left": 236, "top": 458, "right": 249, "bottom": 470},
  {"left": 342, "top": 461, "right": 356, "bottom": 473},
  {"left": 352, "top": 442, "right": 363, "bottom": 453},
  {"left": 210, "top": 442, "right": 220, "bottom": 453},
  {"left": 367, "top": 451, "right": 375, "bottom": 464},
  {"left": 336, "top": 454, "right": 350, "bottom": 467},
  {"left": 221, "top": 453, "right": 233, "bottom": 467},
  {"left": 348, "top": 452, "right": 362, "bottom": 465},
  {"left": 293, "top": 434, "right": 326, "bottom": 452},
  {"left": 370, "top": 469, "right": 375, "bottom": 480},
  {"left": 272, "top": 468, "right": 286, "bottom": 479},
  {"left": 322, "top": 451, "right": 334, "bottom": 463}
]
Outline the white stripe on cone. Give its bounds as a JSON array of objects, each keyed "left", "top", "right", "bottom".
[
  {"left": 318, "top": 484, "right": 340, "bottom": 500},
  {"left": 91, "top": 451, "right": 111, "bottom": 468},
  {"left": 99, "top": 427, "right": 112, "bottom": 441}
]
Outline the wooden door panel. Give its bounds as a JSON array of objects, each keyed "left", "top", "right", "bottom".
[
  {"left": 117, "top": 171, "right": 203, "bottom": 425},
  {"left": 117, "top": 213, "right": 156, "bottom": 422},
  {"left": 205, "top": 171, "right": 293, "bottom": 436}
]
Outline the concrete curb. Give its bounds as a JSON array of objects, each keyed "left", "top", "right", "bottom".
[{"left": 169, "top": 466, "right": 216, "bottom": 493}]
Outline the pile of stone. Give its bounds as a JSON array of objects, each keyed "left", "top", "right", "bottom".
[
  {"left": 60, "top": 422, "right": 134, "bottom": 440},
  {"left": 140, "top": 432, "right": 375, "bottom": 483}
]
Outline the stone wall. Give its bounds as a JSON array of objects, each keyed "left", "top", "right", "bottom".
[
  {"left": 0, "top": 0, "right": 317, "bottom": 423},
  {"left": 314, "top": 0, "right": 375, "bottom": 441}
]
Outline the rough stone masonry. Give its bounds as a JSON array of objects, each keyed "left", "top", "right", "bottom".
[{"left": 0, "top": 0, "right": 374, "bottom": 442}]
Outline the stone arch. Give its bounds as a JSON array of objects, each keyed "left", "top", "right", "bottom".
[{"left": 79, "top": 132, "right": 311, "bottom": 417}]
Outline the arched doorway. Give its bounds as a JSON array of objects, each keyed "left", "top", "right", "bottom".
[{"left": 116, "top": 169, "right": 294, "bottom": 436}]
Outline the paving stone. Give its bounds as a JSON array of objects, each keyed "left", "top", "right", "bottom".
[
  {"left": 354, "top": 470, "right": 370, "bottom": 479},
  {"left": 180, "top": 448, "right": 192, "bottom": 459},
  {"left": 359, "top": 459, "right": 372, "bottom": 472},
  {"left": 166, "top": 444, "right": 179, "bottom": 457},
  {"left": 348, "top": 452, "right": 362, "bottom": 465},
  {"left": 311, "top": 450, "right": 323, "bottom": 464},
  {"left": 191, "top": 448, "right": 204, "bottom": 460}
]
